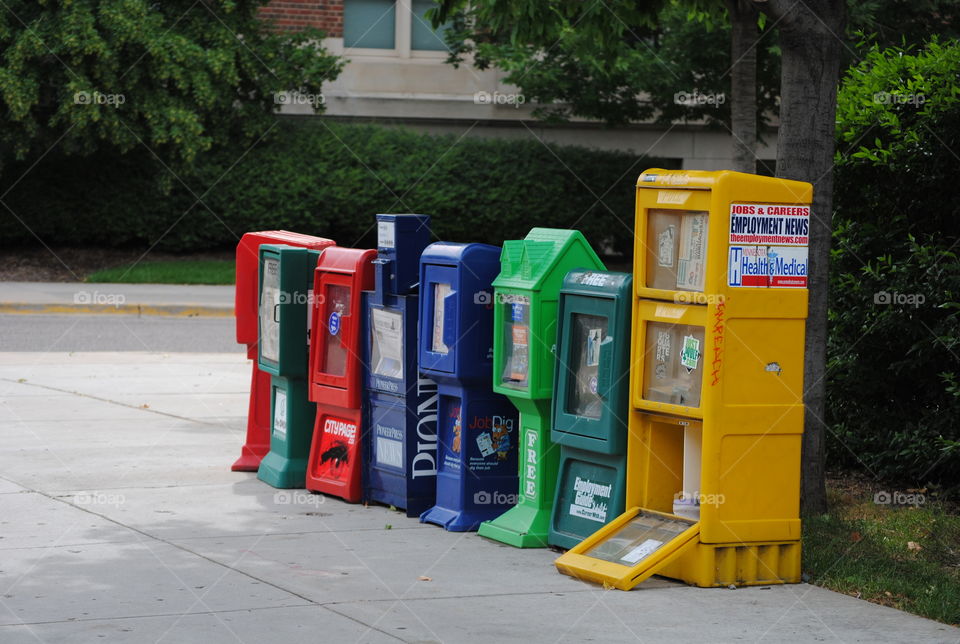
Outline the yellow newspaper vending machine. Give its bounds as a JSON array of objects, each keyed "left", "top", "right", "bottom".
[{"left": 556, "top": 169, "right": 813, "bottom": 589}]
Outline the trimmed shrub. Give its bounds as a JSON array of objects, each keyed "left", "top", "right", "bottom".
[{"left": 0, "top": 121, "right": 676, "bottom": 256}]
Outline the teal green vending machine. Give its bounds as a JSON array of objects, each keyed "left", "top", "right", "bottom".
[
  {"left": 257, "top": 244, "right": 322, "bottom": 489},
  {"left": 548, "top": 270, "right": 632, "bottom": 549}
]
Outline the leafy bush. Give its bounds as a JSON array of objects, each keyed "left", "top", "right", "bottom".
[
  {"left": 0, "top": 121, "right": 675, "bottom": 255},
  {"left": 0, "top": 1, "right": 341, "bottom": 173},
  {"left": 828, "top": 40, "right": 960, "bottom": 485}
]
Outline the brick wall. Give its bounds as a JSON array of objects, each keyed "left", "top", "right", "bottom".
[{"left": 258, "top": 0, "right": 344, "bottom": 36}]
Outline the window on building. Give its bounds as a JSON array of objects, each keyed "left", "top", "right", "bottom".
[
  {"left": 410, "top": 0, "right": 449, "bottom": 51},
  {"left": 344, "top": 0, "right": 396, "bottom": 49},
  {"left": 344, "top": 0, "right": 449, "bottom": 53}
]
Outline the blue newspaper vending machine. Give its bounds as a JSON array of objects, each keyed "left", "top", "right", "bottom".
[
  {"left": 418, "top": 243, "right": 520, "bottom": 531},
  {"left": 362, "top": 214, "right": 437, "bottom": 517}
]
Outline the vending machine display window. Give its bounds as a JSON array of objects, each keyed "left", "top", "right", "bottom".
[
  {"left": 500, "top": 300, "right": 531, "bottom": 388},
  {"left": 259, "top": 257, "right": 281, "bottom": 364},
  {"left": 371, "top": 307, "right": 404, "bottom": 379},
  {"left": 565, "top": 313, "right": 609, "bottom": 419},
  {"left": 321, "top": 284, "right": 351, "bottom": 377},
  {"left": 642, "top": 321, "right": 705, "bottom": 408},
  {"left": 431, "top": 282, "right": 452, "bottom": 355},
  {"left": 645, "top": 209, "right": 709, "bottom": 292},
  {"left": 583, "top": 510, "right": 696, "bottom": 565}
]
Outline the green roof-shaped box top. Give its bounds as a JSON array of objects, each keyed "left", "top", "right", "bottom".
[
  {"left": 493, "top": 228, "right": 606, "bottom": 401},
  {"left": 493, "top": 228, "right": 604, "bottom": 292}
]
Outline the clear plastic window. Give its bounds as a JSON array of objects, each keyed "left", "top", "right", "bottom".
[
  {"left": 259, "top": 257, "right": 281, "bottom": 363},
  {"left": 645, "top": 209, "right": 709, "bottom": 292},
  {"left": 371, "top": 307, "right": 403, "bottom": 379},
  {"left": 642, "top": 321, "right": 705, "bottom": 407},
  {"left": 500, "top": 299, "right": 531, "bottom": 388},
  {"left": 431, "top": 282, "right": 451, "bottom": 354},
  {"left": 321, "top": 285, "right": 351, "bottom": 377},
  {"left": 583, "top": 511, "right": 694, "bottom": 565},
  {"left": 565, "top": 313, "right": 608, "bottom": 419}
]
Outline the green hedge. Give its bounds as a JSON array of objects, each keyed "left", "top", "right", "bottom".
[
  {"left": 828, "top": 41, "right": 960, "bottom": 485},
  {"left": 0, "top": 121, "right": 675, "bottom": 256}
]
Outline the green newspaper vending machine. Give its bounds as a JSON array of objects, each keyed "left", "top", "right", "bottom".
[
  {"left": 548, "top": 270, "right": 632, "bottom": 550},
  {"left": 257, "top": 244, "right": 323, "bottom": 489},
  {"left": 477, "top": 228, "right": 605, "bottom": 548}
]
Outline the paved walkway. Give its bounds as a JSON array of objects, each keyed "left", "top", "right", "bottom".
[
  {"left": 0, "top": 282, "right": 233, "bottom": 316},
  {"left": 0, "top": 353, "right": 957, "bottom": 643}
]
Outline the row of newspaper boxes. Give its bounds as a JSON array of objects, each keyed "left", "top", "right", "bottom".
[{"left": 231, "top": 169, "right": 812, "bottom": 590}]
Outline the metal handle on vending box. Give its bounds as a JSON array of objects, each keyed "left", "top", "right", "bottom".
[
  {"left": 273, "top": 303, "right": 281, "bottom": 323},
  {"left": 443, "top": 292, "right": 458, "bottom": 348},
  {"left": 597, "top": 337, "right": 614, "bottom": 399}
]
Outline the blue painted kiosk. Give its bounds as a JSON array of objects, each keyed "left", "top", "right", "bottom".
[
  {"left": 362, "top": 214, "right": 438, "bottom": 516},
  {"left": 418, "top": 242, "right": 520, "bottom": 531}
]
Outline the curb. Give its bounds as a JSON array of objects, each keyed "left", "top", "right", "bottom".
[{"left": 0, "top": 302, "right": 234, "bottom": 317}]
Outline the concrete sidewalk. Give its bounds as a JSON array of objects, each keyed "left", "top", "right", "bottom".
[
  {"left": 0, "top": 282, "right": 233, "bottom": 316},
  {"left": 0, "top": 352, "right": 957, "bottom": 644}
]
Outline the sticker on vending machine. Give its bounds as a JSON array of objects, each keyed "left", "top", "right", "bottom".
[
  {"left": 680, "top": 335, "right": 700, "bottom": 372},
  {"left": 476, "top": 431, "right": 495, "bottom": 458},
  {"left": 510, "top": 325, "right": 530, "bottom": 381},
  {"left": 314, "top": 416, "right": 357, "bottom": 481},
  {"left": 586, "top": 328, "right": 602, "bottom": 367},
  {"left": 676, "top": 214, "right": 707, "bottom": 291},
  {"left": 657, "top": 225, "right": 676, "bottom": 268},
  {"left": 273, "top": 388, "right": 287, "bottom": 437}
]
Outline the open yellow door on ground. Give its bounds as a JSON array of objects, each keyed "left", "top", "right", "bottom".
[{"left": 555, "top": 507, "right": 700, "bottom": 590}]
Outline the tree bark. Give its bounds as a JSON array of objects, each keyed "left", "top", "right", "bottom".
[
  {"left": 753, "top": 0, "right": 845, "bottom": 515},
  {"left": 727, "top": 0, "right": 758, "bottom": 174}
]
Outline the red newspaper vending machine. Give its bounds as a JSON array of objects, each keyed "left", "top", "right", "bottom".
[
  {"left": 305, "top": 246, "right": 377, "bottom": 500},
  {"left": 232, "top": 231, "right": 336, "bottom": 472}
]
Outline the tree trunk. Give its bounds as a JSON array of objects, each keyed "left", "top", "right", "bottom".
[
  {"left": 754, "top": 0, "right": 845, "bottom": 515},
  {"left": 727, "top": 0, "right": 758, "bottom": 174}
]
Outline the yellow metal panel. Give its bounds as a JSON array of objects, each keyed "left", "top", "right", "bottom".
[{"left": 720, "top": 318, "right": 805, "bottom": 406}]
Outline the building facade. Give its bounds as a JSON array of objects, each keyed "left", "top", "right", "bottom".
[{"left": 261, "top": 0, "right": 776, "bottom": 170}]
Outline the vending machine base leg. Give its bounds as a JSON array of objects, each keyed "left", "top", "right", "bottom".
[
  {"left": 257, "top": 452, "right": 308, "bottom": 489},
  {"left": 420, "top": 504, "right": 511, "bottom": 533},
  {"left": 232, "top": 362, "right": 273, "bottom": 471},
  {"left": 477, "top": 503, "right": 551, "bottom": 548},
  {"left": 231, "top": 445, "right": 269, "bottom": 472}
]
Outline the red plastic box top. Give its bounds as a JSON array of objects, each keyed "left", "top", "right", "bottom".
[
  {"left": 235, "top": 231, "right": 335, "bottom": 346},
  {"left": 308, "top": 247, "right": 377, "bottom": 409}
]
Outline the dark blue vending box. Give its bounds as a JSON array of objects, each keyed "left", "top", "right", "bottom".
[
  {"left": 418, "top": 243, "right": 520, "bottom": 531},
  {"left": 362, "top": 214, "right": 437, "bottom": 517}
]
